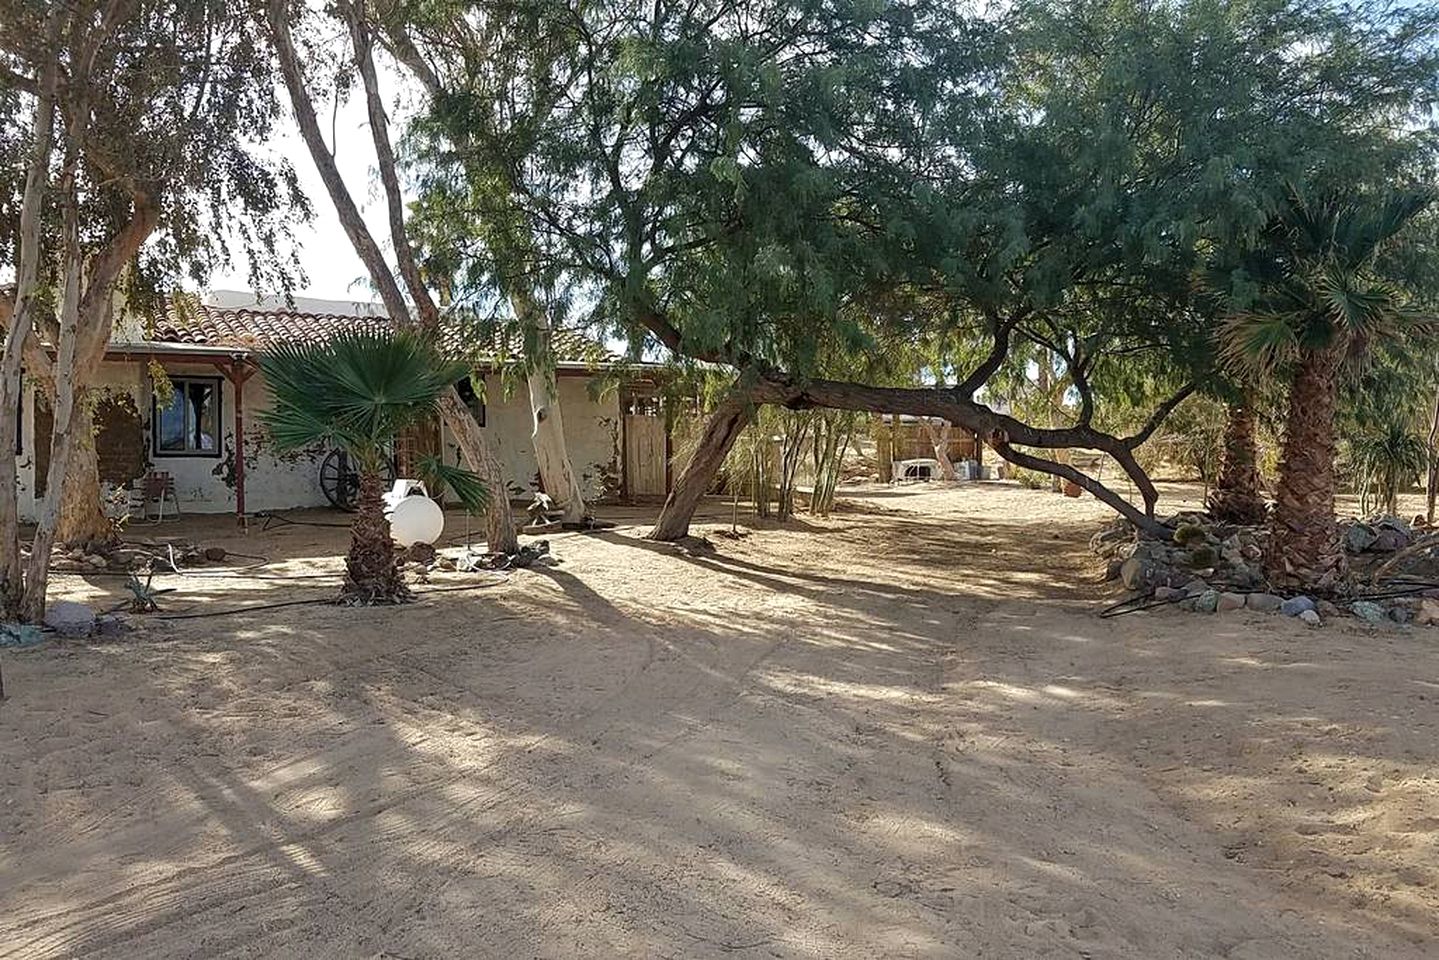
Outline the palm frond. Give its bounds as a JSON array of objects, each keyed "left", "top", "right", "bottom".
[
  {"left": 416, "top": 455, "right": 492, "bottom": 514},
  {"left": 259, "top": 329, "right": 469, "bottom": 465},
  {"left": 1218, "top": 311, "right": 1300, "bottom": 373}
]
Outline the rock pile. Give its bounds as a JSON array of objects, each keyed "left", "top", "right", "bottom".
[
  {"left": 49, "top": 539, "right": 228, "bottom": 574},
  {"left": 1092, "top": 514, "right": 1436, "bottom": 628},
  {"left": 1091, "top": 513, "right": 1265, "bottom": 594},
  {"left": 1340, "top": 515, "right": 1421, "bottom": 555}
]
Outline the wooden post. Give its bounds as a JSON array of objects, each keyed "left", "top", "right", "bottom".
[{"left": 215, "top": 358, "right": 256, "bottom": 529}]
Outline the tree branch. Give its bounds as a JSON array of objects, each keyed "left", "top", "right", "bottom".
[
  {"left": 1124, "top": 383, "right": 1196, "bottom": 449},
  {"left": 266, "top": 0, "right": 411, "bottom": 324},
  {"left": 345, "top": 0, "right": 441, "bottom": 332}
]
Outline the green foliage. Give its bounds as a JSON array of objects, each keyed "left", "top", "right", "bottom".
[
  {"left": 1347, "top": 419, "right": 1427, "bottom": 516},
  {"left": 416, "top": 454, "right": 492, "bottom": 514},
  {"left": 258, "top": 330, "right": 482, "bottom": 501},
  {"left": 1220, "top": 187, "right": 1437, "bottom": 375},
  {"left": 0, "top": 0, "right": 308, "bottom": 310}
]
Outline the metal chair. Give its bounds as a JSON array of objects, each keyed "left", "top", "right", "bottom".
[{"left": 136, "top": 471, "right": 182, "bottom": 523}]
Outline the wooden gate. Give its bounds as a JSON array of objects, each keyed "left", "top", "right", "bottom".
[{"left": 624, "top": 412, "right": 667, "bottom": 498}]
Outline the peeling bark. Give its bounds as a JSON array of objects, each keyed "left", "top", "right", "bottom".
[
  {"left": 268, "top": 0, "right": 518, "bottom": 551},
  {"left": 516, "top": 294, "right": 587, "bottom": 523},
  {"left": 0, "top": 30, "right": 57, "bottom": 621},
  {"left": 922, "top": 418, "right": 959, "bottom": 480},
  {"left": 55, "top": 403, "right": 117, "bottom": 550}
]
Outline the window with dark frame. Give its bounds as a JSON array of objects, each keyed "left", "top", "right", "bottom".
[{"left": 153, "top": 376, "right": 222, "bottom": 457}]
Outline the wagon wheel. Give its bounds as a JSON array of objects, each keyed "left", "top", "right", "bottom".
[{"left": 319, "top": 450, "right": 397, "bottom": 511}]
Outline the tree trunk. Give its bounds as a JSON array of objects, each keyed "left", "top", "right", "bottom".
[
  {"left": 20, "top": 194, "right": 84, "bottom": 623},
  {"left": 922, "top": 418, "right": 959, "bottom": 479},
  {"left": 1266, "top": 346, "right": 1345, "bottom": 589},
  {"left": 436, "top": 390, "right": 518, "bottom": 554},
  {"left": 517, "top": 296, "right": 587, "bottom": 523},
  {"left": 342, "top": 469, "right": 410, "bottom": 604},
  {"left": 650, "top": 392, "right": 754, "bottom": 541},
  {"left": 1426, "top": 382, "right": 1439, "bottom": 525},
  {"left": 1208, "top": 399, "right": 1267, "bottom": 524},
  {"left": 0, "top": 35, "right": 57, "bottom": 622},
  {"left": 270, "top": 4, "right": 519, "bottom": 555},
  {"left": 55, "top": 404, "right": 117, "bottom": 550},
  {"left": 875, "top": 415, "right": 893, "bottom": 482}
]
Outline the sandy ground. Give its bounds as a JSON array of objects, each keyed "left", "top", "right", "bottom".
[{"left": 1, "top": 482, "right": 1436, "bottom": 959}]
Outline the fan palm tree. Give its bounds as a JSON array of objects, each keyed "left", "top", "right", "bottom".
[
  {"left": 260, "top": 330, "right": 489, "bottom": 604},
  {"left": 1207, "top": 397, "right": 1267, "bottom": 524},
  {"left": 1221, "top": 186, "right": 1434, "bottom": 588}
]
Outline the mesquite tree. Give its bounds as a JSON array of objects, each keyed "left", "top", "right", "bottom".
[
  {"left": 370, "top": 0, "right": 1438, "bottom": 547},
  {"left": 0, "top": 0, "right": 303, "bottom": 622}
]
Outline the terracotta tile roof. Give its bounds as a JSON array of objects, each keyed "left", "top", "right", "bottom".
[{"left": 151, "top": 302, "right": 617, "bottom": 366}]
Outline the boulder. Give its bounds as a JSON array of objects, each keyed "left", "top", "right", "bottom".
[
  {"left": 1246, "top": 593, "right": 1283, "bottom": 613},
  {"left": 203, "top": 546, "right": 228, "bottom": 562},
  {"left": 1390, "top": 605, "right": 1414, "bottom": 625},
  {"left": 1298, "top": 609, "right": 1322, "bottom": 627},
  {"left": 1173, "top": 523, "right": 1208, "bottom": 547},
  {"left": 42, "top": 600, "right": 96, "bottom": 637},
  {"left": 1349, "top": 600, "right": 1387, "bottom": 624},
  {"left": 1280, "top": 596, "right": 1316, "bottom": 617},
  {"left": 1193, "top": 590, "right": 1220, "bottom": 614},
  {"left": 1119, "top": 557, "right": 1150, "bottom": 592},
  {"left": 1371, "top": 527, "right": 1409, "bottom": 552},
  {"left": 1216, "top": 592, "right": 1247, "bottom": 613},
  {"left": 1153, "top": 586, "right": 1185, "bottom": 602},
  {"left": 1343, "top": 523, "right": 1378, "bottom": 554},
  {"left": 1416, "top": 598, "right": 1439, "bottom": 626},
  {"left": 1316, "top": 599, "right": 1342, "bottom": 619},
  {"left": 1104, "top": 558, "right": 1123, "bottom": 582}
]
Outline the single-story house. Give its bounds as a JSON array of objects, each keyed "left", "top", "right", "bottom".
[{"left": 13, "top": 294, "right": 674, "bottom": 523}]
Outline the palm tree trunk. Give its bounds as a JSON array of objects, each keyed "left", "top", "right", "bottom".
[
  {"left": 1266, "top": 346, "right": 1345, "bottom": 589},
  {"left": 1208, "top": 399, "right": 1266, "bottom": 524},
  {"left": 342, "top": 470, "right": 411, "bottom": 604}
]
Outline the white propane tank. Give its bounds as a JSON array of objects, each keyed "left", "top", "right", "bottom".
[{"left": 387, "top": 480, "right": 444, "bottom": 546}]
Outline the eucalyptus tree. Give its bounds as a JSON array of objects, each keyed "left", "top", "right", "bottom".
[
  {"left": 263, "top": 0, "right": 521, "bottom": 552},
  {"left": 0, "top": 0, "right": 303, "bottom": 622}
]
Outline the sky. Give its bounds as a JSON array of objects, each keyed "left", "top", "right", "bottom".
[{"left": 208, "top": 78, "right": 406, "bottom": 306}]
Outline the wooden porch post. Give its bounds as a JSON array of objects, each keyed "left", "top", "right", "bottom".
[{"left": 214, "top": 357, "right": 257, "bottom": 528}]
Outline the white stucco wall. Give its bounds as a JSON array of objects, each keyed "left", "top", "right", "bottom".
[
  {"left": 15, "top": 359, "right": 330, "bottom": 521},
  {"left": 440, "top": 372, "right": 622, "bottom": 502},
  {"left": 146, "top": 361, "right": 331, "bottom": 515},
  {"left": 15, "top": 362, "right": 624, "bottom": 521}
]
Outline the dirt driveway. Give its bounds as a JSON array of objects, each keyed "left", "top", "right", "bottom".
[{"left": 2, "top": 484, "right": 1436, "bottom": 958}]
